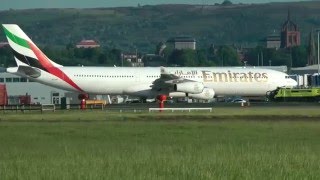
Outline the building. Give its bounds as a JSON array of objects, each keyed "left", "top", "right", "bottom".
[
  {"left": 167, "top": 37, "right": 196, "bottom": 50},
  {"left": 280, "top": 10, "right": 300, "bottom": 48},
  {"left": 76, "top": 40, "right": 100, "bottom": 48},
  {"left": 291, "top": 65, "right": 320, "bottom": 75},
  {"left": 123, "top": 54, "right": 138, "bottom": 62},
  {"left": 122, "top": 53, "right": 144, "bottom": 67},
  {"left": 263, "top": 33, "right": 281, "bottom": 49},
  {"left": 0, "top": 72, "right": 67, "bottom": 104},
  {"left": 0, "top": 72, "right": 115, "bottom": 105}
]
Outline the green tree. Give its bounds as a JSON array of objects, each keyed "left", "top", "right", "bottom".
[
  {"left": 105, "top": 49, "right": 122, "bottom": 66},
  {"left": 98, "top": 53, "right": 107, "bottom": 64},
  {"left": 168, "top": 49, "right": 196, "bottom": 66},
  {"left": 196, "top": 49, "right": 215, "bottom": 66},
  {"left": 221, "top": 0, "right": 233, "bottom": 6},
  {"left": 216, "top": 46, "right": 241, "bottom": 66},
  {"left": 245, "top": 47, "right": 291, "bottom": 67},
  {"left": 291, "top": 46, "right": 307, "bottom": 67},
  {"left": 0, "top": 47, "right": 15, "bottom": 67}
]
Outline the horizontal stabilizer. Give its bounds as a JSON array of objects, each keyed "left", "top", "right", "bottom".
[{"left": 17, "top": 65, "right": 41, "bottom": 78}]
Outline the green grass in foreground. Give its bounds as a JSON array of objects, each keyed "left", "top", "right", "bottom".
[{"left": 0, "top": 108, "right": 320, "bottom": 179}]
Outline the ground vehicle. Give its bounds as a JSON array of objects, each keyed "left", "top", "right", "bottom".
[
  {"left": 231, "top": 99, "right": 247, "bottom": 103},
  {"left": 267, "top": 87, "right": 320, "bottom": 101}
]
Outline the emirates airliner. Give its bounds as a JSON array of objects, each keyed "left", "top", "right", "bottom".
[{"left": 2, "top": 24, "right": 297, "bottom": 100}]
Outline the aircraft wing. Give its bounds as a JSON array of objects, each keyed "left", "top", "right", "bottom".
[{"left": 151, "top": 67, "right": 197, "bottom": 92}]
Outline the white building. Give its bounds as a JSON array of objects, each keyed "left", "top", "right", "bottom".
[
  {"left": 0, "top": 72, "right": 114, "bottom": 105},
  {"left": 0, "top": 72, "right": 67, "bottom": 104},
  {"left": 167, "top": 37, "right": 196, "bottom": 50},
  {"left": 263, "top": 35, "right": 281, "bottom": 49}
]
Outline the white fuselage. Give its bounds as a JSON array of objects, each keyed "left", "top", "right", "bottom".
[{"left": 10, "top": 66, "right": 296, "bottom": 98}]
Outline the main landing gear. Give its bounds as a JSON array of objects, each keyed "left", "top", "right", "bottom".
[
  {"left": 156, "top": 95, "right": 167, "bottom": 112},
  {"left": 78, "top": 94, "right": 89, "bottom": 110}
]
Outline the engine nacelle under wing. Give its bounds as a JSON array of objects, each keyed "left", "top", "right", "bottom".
[
  {"left": 169, "top": 88, "right": 215, "bottom": 100},
  {"left": 188, "top": 88, "right": 215, "bottom": 100},
  {"left": 169, "top": 92, "right": 187, "bottom": 98},
  {"left": 174, "top": 82, "right": 204, "bottom": 94}
]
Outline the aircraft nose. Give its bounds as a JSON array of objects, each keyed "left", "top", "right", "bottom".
[{"left": 288, "top": 79, "right": 298, "bottom": 87}]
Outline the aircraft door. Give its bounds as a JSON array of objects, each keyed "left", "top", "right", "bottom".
[
  {"left": 135, "top": 71, "right": 140, "bottom": 82},
  {"left": 51, "top": 92, "right": 60, "bottom": 104}
]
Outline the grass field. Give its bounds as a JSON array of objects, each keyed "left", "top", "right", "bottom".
[{"left": 0, "top": 107, "right": 320, "bottom": 179}]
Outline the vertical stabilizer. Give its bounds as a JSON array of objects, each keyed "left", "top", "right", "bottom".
[{"left": 2, "top": 24, "right": 62, "bottom": 69}]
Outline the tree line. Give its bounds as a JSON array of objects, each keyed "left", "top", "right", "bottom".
[
  {"left": 154, "top": 45, "right": 308, "bottom": 69},
  {"left": 0, "top": 44, "right": 308, "bottom": 70}
]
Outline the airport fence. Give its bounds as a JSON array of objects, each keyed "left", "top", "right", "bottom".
[
  {"left": 0, "top": 102, "right": 319, "bottom": 114},
  {"left": 0, "top": 103, "right": 106, "bottom": 113}
]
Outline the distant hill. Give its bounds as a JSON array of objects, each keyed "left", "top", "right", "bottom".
[{"left": 0, "top": 1, "right": 319, "bottom": 53}]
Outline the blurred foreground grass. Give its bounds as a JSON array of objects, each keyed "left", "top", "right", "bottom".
[{"left": 0, "top": 107, "right": 320, "bottom": 179}]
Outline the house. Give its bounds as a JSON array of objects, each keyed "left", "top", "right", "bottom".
[
  {"left": 76, "top": 40, "right": 100, "bottom": 48},
  {"left": 263, "top": 33, "right": 281, "bottom": 49},
  {"left": 167, "top": 37, "right": 196, "bottom": 50}
]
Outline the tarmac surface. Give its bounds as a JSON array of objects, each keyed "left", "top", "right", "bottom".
[{"left": 105, "top": 101, "right": 320, "bottom": 112}]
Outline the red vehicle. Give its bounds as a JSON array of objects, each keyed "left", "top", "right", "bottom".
[{"left": 0, "top": 84, "right": 8, "bottom": 105}]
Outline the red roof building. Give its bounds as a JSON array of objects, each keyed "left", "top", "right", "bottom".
[
  {"left": 76, "top": 40, "right": 100, "bottom": 48},
  {"left": 280, "top": 10, "right": 300, "bottom": 48}
]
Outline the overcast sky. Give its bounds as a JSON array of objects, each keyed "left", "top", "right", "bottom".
[{"left": 0, "top": 0, "right": 312, "bottom": 10}]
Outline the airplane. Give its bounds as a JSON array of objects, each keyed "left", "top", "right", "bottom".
[{"left": 1, "top": 24, "right": 297, "bottom": 101}]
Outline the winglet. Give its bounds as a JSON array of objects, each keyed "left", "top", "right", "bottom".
[
  {"left": 160, "top": 66, "right": 169, "bottom": 74},
  {"left": 160, "top": 66, "right": 180, "bottom": 79}
]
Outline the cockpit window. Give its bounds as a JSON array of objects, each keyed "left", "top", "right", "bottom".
[{"left": 285, "top": 75, "right": 293, "bottom": 79}]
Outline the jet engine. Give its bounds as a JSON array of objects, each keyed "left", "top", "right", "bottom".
[
  {"left": 174, "top": 82, "right": 204, "bottom": 94},
  {"left": 188, "top": 88, "right": 215, "bottom": 100},
  {"left": 169, "top": 88, "right": 215, "bottom": 100}
]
